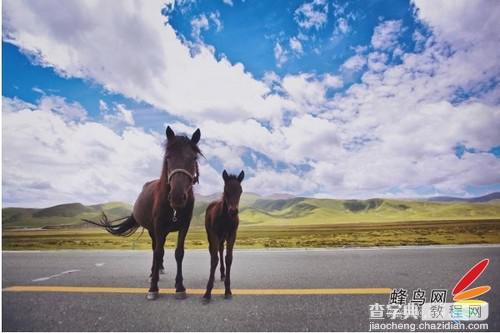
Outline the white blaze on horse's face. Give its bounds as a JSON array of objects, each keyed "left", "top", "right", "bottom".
[
  {"left": 165, "top": 126, "right": 201, "bottom": 210},
  {"left": 222, "top": 170, "right": 244, "bottom": 217}
]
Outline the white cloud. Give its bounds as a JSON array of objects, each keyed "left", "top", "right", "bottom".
[
  {"left": 2, "top": 96, "right": 226, "bottom": 207},
  {"left": 367, "top": 52, "right": 388, "bottom": 72},
  {"left": 190, "top": 14, "right": 210, "bottom": 41},
  {"left": 281, "top": 73, "right": 343, "bottom": 113},
  {"left": 3, "top": 0, "right": 500, "bottom": 204},
  {"left": 412, "top": 0, "right": 500, "bottom": 47},
  {"left": 2, "top": 97, "right": 163, "bottom": 207},
  {"left": 209, "top": 12, "right": 223, "bottom": 32},
  {"left": 371, "top": 20, "right": 402, "bottom": 50},
  {"left": 38, "top": 95, "right": 87, "bottom": 122},
  {"left": 222, "top": 0, "right": 233, "bottom": 6},
  {"left": 99, "top": 101, "right": 136, "bottom": 127},
  {"left": 3, "top": 0, "right": 283, "bottom": 123},
  {"left": 341, "top": 54, "right": 366, "bottom": 71},
  {"left": 294, "top": 0, "right": 328, "bottom": 30},
  {"left": 337, "top": 17, "right": 349, "bottom": 34},
  {"left": 245, "top": 168, "right": 317, "bottom": 195},
  {"left": 289, "top": 37, "right": 304, "bottom": 55},
  {"left": 274, "top": 42, "right": 288, "bottom": 67}
]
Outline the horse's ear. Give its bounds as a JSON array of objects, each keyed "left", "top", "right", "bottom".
[
  {"left": 237, "top": 170, "right": 245, "bottom": 183},
  {"left": 166, "top": 126, "right": 175, "bottom": 140},
  {"left": 222, "top": 170, "right": 229, "bottom": 182},
  {"left": 191, "top": 128, "right": 201, "bottom": 144}
]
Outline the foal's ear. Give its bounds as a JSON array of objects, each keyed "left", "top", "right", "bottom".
[
  {"left": 237, "top": 170, "right": 245, "bottom": 183},
  {"left": 191, "top": 128, "right": 201, "bottom": 144},
  {"left": 222, "top": 170, "right": 229, "bottom": 182},
  {"left": 166, "top": 126, "right": 175, "bottom": 140}
]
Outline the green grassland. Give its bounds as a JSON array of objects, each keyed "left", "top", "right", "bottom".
[
  {"left": 2, "top": 194, "right": 500, "bottom": 250},
  {"left": 3, "top": 220, "right": 500, "bottom": 250}
]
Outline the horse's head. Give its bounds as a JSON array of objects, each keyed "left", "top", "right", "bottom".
[
  {"left": 164, "top": 126, "right": 202, "bottom": 210},
  {"left": 222, "top": 170, "right": 244, "bottom": 217}
]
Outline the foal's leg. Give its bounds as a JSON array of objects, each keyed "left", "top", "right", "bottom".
[
  {"left": 147, "top": 230, "right": 167, "bottom": 300},
  {"left": 174, "top": 228, "right": 188, "bottom": 299},
  {"left": 224, "top": 235, "right": 236, "bottom": 299},
  {"left": 203, "top": 235, "right": 219, "bottom": 303},
  {"left": 219, "top": 240, "right": 225, "bottom": 281}
]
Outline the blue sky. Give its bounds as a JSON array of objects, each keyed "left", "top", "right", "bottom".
[{"left": 2, "top": 0, "right": 500, "bottom": 207}]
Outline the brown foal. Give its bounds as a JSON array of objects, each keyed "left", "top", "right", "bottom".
[{"left": 203, "top": 170, "right": 245, "bottom": 303}]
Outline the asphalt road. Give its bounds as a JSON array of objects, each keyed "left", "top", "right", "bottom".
[{"left": 2, "top": 245, "right": 499, "bottom": 331}]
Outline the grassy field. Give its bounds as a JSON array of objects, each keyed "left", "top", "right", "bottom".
[
  {"left": 3, "top": 195, "right": 500, "bottom": 250},
  {"left": 3, "top": 219, "right": 500, "bottom": 250}
]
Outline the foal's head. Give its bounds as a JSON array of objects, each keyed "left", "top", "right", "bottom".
[
  {"left": 222, "top": 170, "right": 245, "bottom": 217},
  {"left": 164, "top": 126, "right": 202, "bottom": 210}
]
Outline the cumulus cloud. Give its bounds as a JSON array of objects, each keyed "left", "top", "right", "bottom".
[
  {"left": 371, "top": 20, "right": 402, "bottom": 50},
  {"left": 38, "top": 95, "right": 87, "bottom": 122},
  {"left": 3, "top": 0, "right": 283, "bottom": 123},
  {"left": 3, "top": 0, "right": 500, "bottom": 204},
  {"left": 412, "top": 0, "right": 500, "bottom": 47},
  {"left": 341, "top": 54, "right": 366, "bottom": 72},
  {"left": 2, "top": 96, "right": 224, "bottom": 207}
]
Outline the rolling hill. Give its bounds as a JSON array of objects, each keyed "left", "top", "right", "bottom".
[{"left": 2, "top": 193, "right": 500, "bottom": 229}]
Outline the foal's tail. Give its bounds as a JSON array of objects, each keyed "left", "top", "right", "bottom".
[{"left": 82, "top": 213, "right": 139, "bottom": 237}]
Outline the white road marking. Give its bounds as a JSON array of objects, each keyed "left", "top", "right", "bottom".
[
  {"left": 32, "top": 270, "right": 80, "bottom": 282},
  {"left": 95, "top": 263, "right": 105, "bottom": 267}
]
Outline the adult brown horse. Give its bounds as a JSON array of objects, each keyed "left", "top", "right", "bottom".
[
  {"left": 84, "top": 126, "right": 202, "bottom": 300},
  {"left": 203, "top": 170, "right": 244, "bottom": 303}
]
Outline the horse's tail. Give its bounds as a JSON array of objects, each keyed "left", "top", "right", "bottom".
[{"left": 82, "top": 213, "right": 139, "bottom": 237}]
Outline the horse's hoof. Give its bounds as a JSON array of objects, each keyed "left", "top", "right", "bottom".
[
  {"left": 202, "top": 296, "right": 211, "bottom": 305},
  {"left": 175, "top": 291, "right": 187, "bottom": 300},
  {"left": 224, "top": 293, "right": 232, "bottom": 300},
  {"left": 159, "top": 269, "right": 165, "bottom": 275},
  {"left": 146, "top": 291, "right": 159, "bottom": 300}
]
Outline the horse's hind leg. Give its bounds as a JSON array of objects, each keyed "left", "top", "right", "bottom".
[{"left": 219, "top": 241, "right": 225, "bottom": 281}]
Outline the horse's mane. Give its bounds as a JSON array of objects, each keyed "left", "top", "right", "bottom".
[
  {"left": 164, "top": 136, "right": 203, "bottom": 156},
  {"left": 224, "top": 174, "right": 240, "bottom": 181}
]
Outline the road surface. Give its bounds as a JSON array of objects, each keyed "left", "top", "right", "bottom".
[{"left": 3, "top": 245, "right": 499, "bottom": 331}]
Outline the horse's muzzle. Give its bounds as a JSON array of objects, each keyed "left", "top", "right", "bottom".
[{"left": 168, "top": 193, "right": 188, "bottom": 210}]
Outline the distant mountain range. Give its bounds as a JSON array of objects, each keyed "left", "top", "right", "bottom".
[
  {"left": 427, "top": 192, "right": 500, "bottom": 203},
  {"left": 3, "top": 192, "right": 499, "bottom": 229}
]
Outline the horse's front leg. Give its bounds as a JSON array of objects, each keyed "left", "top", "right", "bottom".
[
  {"left": 174, "top": 228, "right": 188, "bottom": 299},
  {"left": 147, "top": 230, "right": 167, "bottom": 300},
  {"left": 224, "top": 234, "right": 236, "bottom": 299},
  {"left": 148, "top": 230, "right": 164, "bottom": 280},
  {"left": 219, "top": 241, "right": 225, "bottom": 281},
  {"left": 203, "top": 235, "right": 219, "bottom": 304}
]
